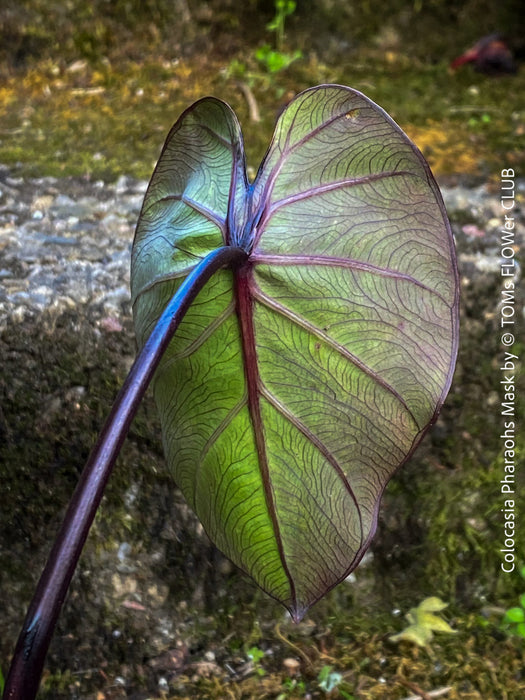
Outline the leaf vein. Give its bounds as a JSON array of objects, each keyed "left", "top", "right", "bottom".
[
  {"left": 260, "top": 386, "right": 363, "bottom": 539},
  {"left": 252, "top": 284, "right": 419, "bottom": 426},
  {"left": 250, "top": 253, "right": 450, "bottom": 306}
]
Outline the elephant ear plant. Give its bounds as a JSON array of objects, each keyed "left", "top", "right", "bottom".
[{"left": 4, "top": 84, "right": 459, "bottom": 699}]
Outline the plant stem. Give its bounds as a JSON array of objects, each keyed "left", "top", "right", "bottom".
[{"left": 3, "top": 245, "right": 247, "bottom": 700}]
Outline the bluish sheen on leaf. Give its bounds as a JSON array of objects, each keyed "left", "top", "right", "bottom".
[{"left": 131, "top": 85, "right": 459, "bottom": 620}]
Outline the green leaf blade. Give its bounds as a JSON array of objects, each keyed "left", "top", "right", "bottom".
[
  {"left": 131, "top": 96, "right": 248, "bottom": 328},
  {"left": 260, "top": 398, "right": 363, "bottom": 610},
  {"left": 197, "top": 404, "right": 294, "bottom": 606},
  {"left": 240, "top": 86, "right": 458, "bottom": 613},
  {"left": 504, "top": 607, "right": 525, "bottom": 624},
  {"left": 131, "top": 86, "right": 459, "bottom": 620}
]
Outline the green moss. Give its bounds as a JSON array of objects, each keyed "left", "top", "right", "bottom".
[{"left": 1, "top": 39, "right": 524, "bottom": 182}]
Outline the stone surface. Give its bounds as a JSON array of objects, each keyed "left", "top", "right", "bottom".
[
  {"left": 1, "top": 167, "right": 523, "bottom": 330},
  {"left": 0, "top": 166, "right": 146, "bottom": 329}
]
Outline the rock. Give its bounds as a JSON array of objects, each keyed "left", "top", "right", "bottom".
[
  {"left": 0, "top": 169, "right": 140, "bottom": 329},
  {"left": 1, "top": 168, "right": 523, "bottom": 331},
  {"left": 282, "top": 657, "right": 301, "bottom": 675}
]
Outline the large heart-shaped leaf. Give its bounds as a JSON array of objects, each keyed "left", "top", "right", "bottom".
[{"left": 131, "top": 85, "right": 459, "bottom": 620}]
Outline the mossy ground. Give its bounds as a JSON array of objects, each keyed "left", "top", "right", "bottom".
[
  {"left": 1, "top": 1, "right": 525, "bottom": 697},
  {"left": 0, "top": 0, "right": 524, "bottom": 183},
  {"left": 0, "top": 51, "right": 524, "bottom": 184}
]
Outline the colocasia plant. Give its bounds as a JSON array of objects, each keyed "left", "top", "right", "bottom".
[{"left": 3, "top": 84, "right": 459, "bottom": 699}]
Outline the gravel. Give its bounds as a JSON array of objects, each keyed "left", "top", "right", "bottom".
[
  {"left": 0, "top": 165, "right": 523, "bottom": 331},
  {"left": 0, "top": 167, "right": 145, "bottom": 329}
]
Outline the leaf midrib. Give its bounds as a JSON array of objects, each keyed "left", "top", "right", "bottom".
[{"left": 234, "top": 266, "right": 298, "bottom": 607}]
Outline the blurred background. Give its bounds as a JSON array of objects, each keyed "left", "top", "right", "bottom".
[
  {"left": 0, "top": 0, "right": 524, "bottom": 179},
  {"left": 0, "top": 1, "right": 524, "bottom": 699}
]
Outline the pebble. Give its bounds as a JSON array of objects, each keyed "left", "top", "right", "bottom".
[
  {"left": 0, "top": 165, "right": 523, "bottom": 331},
  {"left": 282, "top": 657, "right": 301, "bottom": 675},
  {"left": 0, "top": 165, "right": 146, "bottom": 329}
]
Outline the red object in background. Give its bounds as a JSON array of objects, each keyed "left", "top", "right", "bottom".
[{"left": 451, "top": 34, "right": 517, "bottom": 74}]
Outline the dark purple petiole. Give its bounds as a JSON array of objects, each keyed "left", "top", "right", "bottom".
[{"left": 2, "top": 245, "right": 247, "bottom": 700}]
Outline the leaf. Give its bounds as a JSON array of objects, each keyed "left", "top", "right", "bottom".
[
  {"left": 390, "top": 623, "right": 434, "bottom": 647},
  {"left": 418, "top": 596, "right": 449, "bottom": 613},
  {"left": 415, "top": 611, "right": 457, "bottom": 634},
  {"left": 391, "top": 597, "right": 456, "bottom": 647},
  {"left": 318, "top": 665, "right": 343, "bottom": 692},
  {"left": 504, "top": 607, "right": 525, "bottom": 623},
  {"left": 131, "top": 85, "right": 459, "bottom": 620},
  {"left": 247, "top": 646, "right": 265, "bottom": 664},
  {"left": 516, "top": 622, "right": 525, "bottom": 638},
  {"left": 255, "top": 44, "right": 302, "bottom": 72}
]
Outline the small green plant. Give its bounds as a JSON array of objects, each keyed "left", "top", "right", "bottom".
[
  {"left": 254, "top": 44, "right": 302, "bottom": 73},
  {"left": 255, "top": 0, "right": 302, "bottom": 73},
  {"left": 246, "top": 645, "right": 266, "bottom": 676},
  {"left": 501, "top": 565, "right": 525, "bottom": 638},
  {"left": 317, "top": 665, "right": 355, "bottom": 698},
  {"left": 277, "top": 676, "right": 306, "bottom": 699},
  {"left": 225, "top": 0, "right": 301, "bottom": 98},
  {"left": 318, "top": 665, "right": 342, "bottom": 693},
  {"left": 389, "top": 597, "right": 457, "bottom": 648},
  {"left": 266, "top": 0, "right": 297, "bottom": 51}
]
